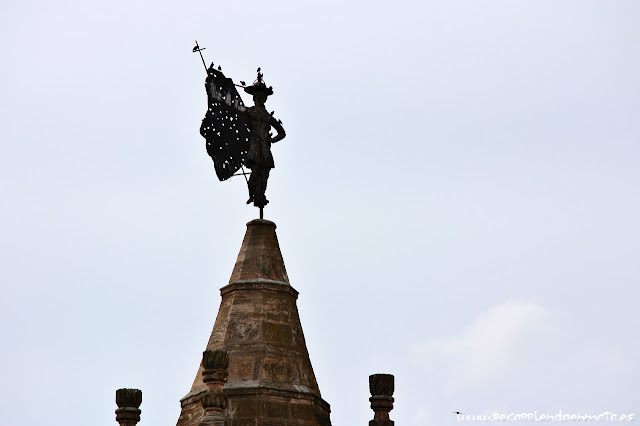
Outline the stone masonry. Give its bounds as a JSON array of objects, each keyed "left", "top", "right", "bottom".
[{"left": 176, "top": 219, "right": 331, "bottom": 426}]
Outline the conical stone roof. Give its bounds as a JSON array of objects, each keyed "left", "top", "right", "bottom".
[{"left": 176, "top": 219, "right": 331, "bottom": 426}]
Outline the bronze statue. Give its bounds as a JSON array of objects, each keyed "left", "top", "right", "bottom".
[
  {"left": 195, "top": 43, "right": 285, "bottom": 217},
  {"left": 243, "top": 70, "right": 286, "bottom": 207}
]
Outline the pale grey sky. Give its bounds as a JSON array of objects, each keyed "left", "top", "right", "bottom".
[{"left": 1, "top": 1, "right": 639, "bottom": 425}]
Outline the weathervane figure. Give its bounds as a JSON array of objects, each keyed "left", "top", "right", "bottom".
[{"left": 194, "top": 42, "right": 286, "bottom": 218}]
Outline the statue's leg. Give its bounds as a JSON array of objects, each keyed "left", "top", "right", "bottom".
[
  {"left": 262, "top": 168, "right": 271, "bottom": 202},
  {"left": 246, "top": 166, "right": 256, "bottom": 204},
  {"left": 256, "top": 167, "right": 269, "bottom": 206},
  {"left": 252, "top": 165, "right": 270, "bottom": 207}
]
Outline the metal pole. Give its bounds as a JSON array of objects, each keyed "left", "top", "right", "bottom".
[{"left": 240, "top": 165, "right": 249, "bottom": 184}]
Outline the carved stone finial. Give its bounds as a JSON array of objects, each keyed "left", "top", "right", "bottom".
[
  {"left": 370, "top": 374, "right": 394, "bottom": 396},
  {"left": 202, "top": 349, "right": 230, "bottom": 370},
  {"left": 200, "top": 350, "right": 229, "bottom": 425},
  {"left": 369, "top": 374, "right": 394, "bottom": 426},
  {"left": 202, "top": 349, "right": 229, "bottom": 384},
  {"left": 201, "top": 393, "right": 227, "bottom": 410},
  {"left": 115, "top": 388, "right": 142, "bottom": 426}
]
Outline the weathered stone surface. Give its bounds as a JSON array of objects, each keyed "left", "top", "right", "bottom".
[
  {"left": 176, "top": 220, "right": 330, "bottom": 426},
  {"left": 228, "top": 219, "right": 289, "bottom": 284}
]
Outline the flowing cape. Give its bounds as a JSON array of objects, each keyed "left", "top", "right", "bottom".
[{"left": 200, "top": 67, "right": 251, "bottom": 181}]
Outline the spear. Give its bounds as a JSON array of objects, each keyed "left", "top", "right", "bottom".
[{"left": 192, "top": 40, "right": 207, "bottom": 73}]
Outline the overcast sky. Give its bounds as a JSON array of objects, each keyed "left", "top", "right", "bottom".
[{"left": 1, "top": 1, "right": 639, "bottom": 425}]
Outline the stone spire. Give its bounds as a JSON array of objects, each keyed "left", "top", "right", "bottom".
[{"left": 176, "top": 219, "right": 331, "bottom": 426}]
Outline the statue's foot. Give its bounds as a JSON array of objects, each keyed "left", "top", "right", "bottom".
[
  {"left": 246, "top": 197, "right": 253, "bottom": 204},
  {"left": 253, "top": 197, "right": 269, "bottom": 208}
]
